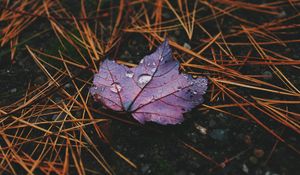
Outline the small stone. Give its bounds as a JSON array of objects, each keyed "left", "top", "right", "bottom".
[
  {"left": 242, "top": 164, "right": 249, "bottom": 173},
  {"left": 141, "top": 164, "right": 150, "bottom": 174},
  {"left": 188, "top": 132, "right": 198, "bottom": 143},
  {"left": 34, "top": 76, "right": 46, "bottom": 85},
  {"left": 262, "top": 71, "right": 272, "bottom": 80},
  {"left": 194, "top": 123, "right": 207, "bottom": 135},
  {"left": 249, "top": 156, "right": 258, "bottom": 164},
  {"left": 120, "top": 50, "right": 130, "bottom": 59},
  {"left": 52, "top": 114, "right": 65, "bottom": 121},
  {"left": 277, "top": 10, "right": 286, "bottom": 18},
  {"left": 209, "top": 119, "right": 216, "bottom": 127},
  {"left": 174, "top": 30, "right": 180, "bottom": 36},
  {"left": 253, "top": 148, "right": 264, "bottom": 158},
  {"left": 219, "top": 162, "right": 226, "bottom": 168},
  {"left": 162, "top": 12, "right": 171, "bottom": 18},
  {"left": 255, "top": 169, "right": 263, "bottom": 175},
  {"left": 209, "top": 129, "right": 228, "bottom": 141},
  {"left": 132, "top": 40, "right": 137, "bottom": 45},
  {"left": 53, "top": 97, "right": 62, "bottom": 103},
  {"left": 244, "top": 135, "right": 252, "bottom": 145},
  {"left": 10, "top": 88, "right": 17, "bottom": 93},
  {"left": 51, "top": 115, "right": 58, "bottom": 120},
  {"left": 265, "top": 171, "right": 271, "bottom": 175},
  {"left": 183, "top": 42, "right": 191, "bottom": 50},
  {"left": 64, "top": 83, "right": 71, "bottom": 88},
  {"left": 138, "top": 154, "right": 145, "bottom": 158},
  {"left": 216, "top": 113, "right": 224, "bottom": 118},
  {"left": 176, "top": 170, "right": 186, "bottom": 175}
]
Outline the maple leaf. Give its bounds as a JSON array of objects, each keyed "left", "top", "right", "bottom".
[{"left": 90, "top": 39, "right": 208, "bottom": 125}]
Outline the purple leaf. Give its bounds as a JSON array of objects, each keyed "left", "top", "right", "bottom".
[{"left": 90, "top": 39, "right": 208, "bottom": 125}]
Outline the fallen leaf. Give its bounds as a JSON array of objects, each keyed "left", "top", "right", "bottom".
[{"left": 90, "top": 39, "right": 208, "bottom": 125}]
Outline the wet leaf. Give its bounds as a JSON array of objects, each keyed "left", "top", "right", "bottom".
[{"left": 90, "top": 39, "right": 208, "bottom": 125}]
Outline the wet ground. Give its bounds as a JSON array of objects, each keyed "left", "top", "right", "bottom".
[{"left": 1, "top": 38, "right": 299, "bottom": 175}]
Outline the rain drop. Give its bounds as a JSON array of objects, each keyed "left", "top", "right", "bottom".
[
  {"left": 94, "top": 86, "right": 105, "bottom": 92},
  {"left": 137, "top": 74, "right": 152, "bottom": 86},
  {"left": 201, "top": 79, "right": 208, "bottom": 85},
  {"left": 192, "top": 91, "right": 197, "bottom": 95},
  {"left": 110, "top": 82, "right": 122, "bottom": 93},
  {"left": 140, "top": 59, "right": 144, "bottom": 64},
  {"left": 125, "top": 70, "right": 134, "bottom": 78}
]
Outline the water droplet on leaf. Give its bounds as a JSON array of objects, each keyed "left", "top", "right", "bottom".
[
  {"left": 94, "top": 86, "right": 105, "bottom": 92},
  {"left": 137, "top": 74, "right": 152, "bottom": 86},
  {"left": 110, "top": 82, "right": 122, "bottom": 93},
  {"left": 125, "top": 70, "right": 134, "bottom": 78}
]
